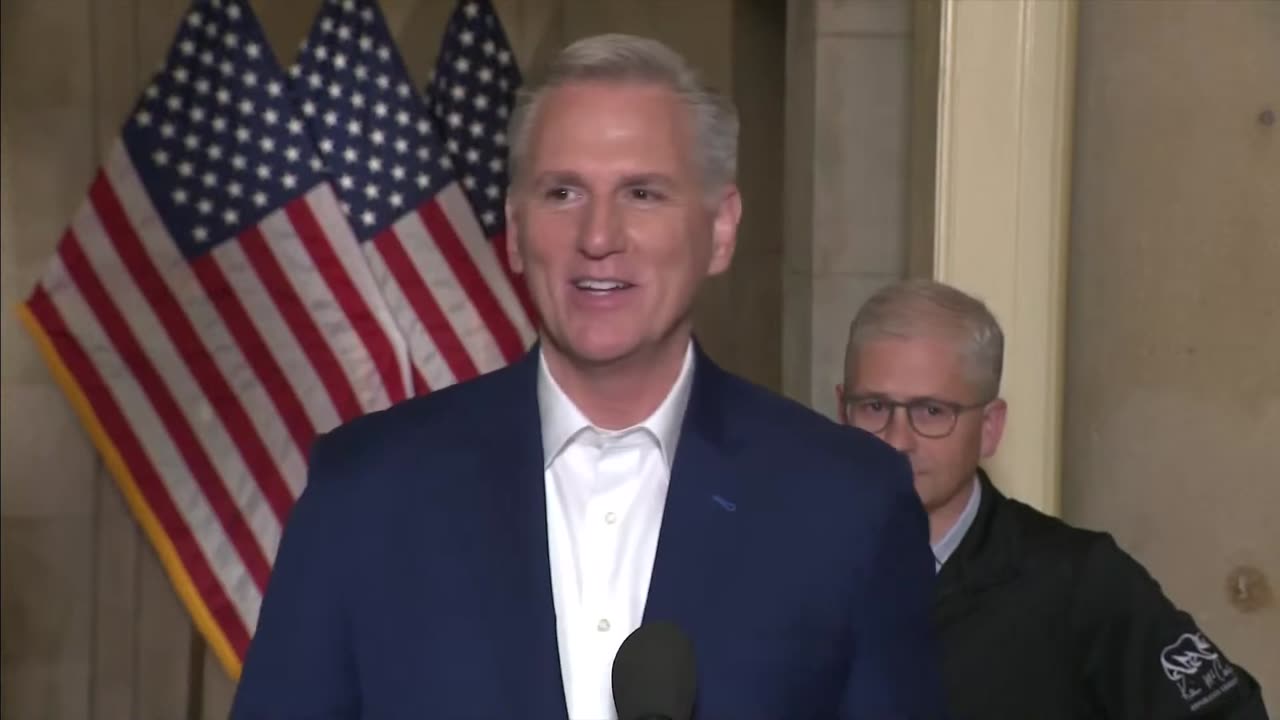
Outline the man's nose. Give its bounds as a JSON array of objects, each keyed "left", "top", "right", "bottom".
[
  {"left": 577, "top": 197, "right": 625, "bottom": 258},
  {"left": 879, "top": 410, "right": 918, "bottom": 453}
]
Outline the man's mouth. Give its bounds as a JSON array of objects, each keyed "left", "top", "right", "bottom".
[{"left": 572, "top": 278, "right": 634, "bottom": 294}]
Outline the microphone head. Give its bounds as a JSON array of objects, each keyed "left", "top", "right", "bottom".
[{"left": 611, "top": 621, "right": 697, "bottom": 720}]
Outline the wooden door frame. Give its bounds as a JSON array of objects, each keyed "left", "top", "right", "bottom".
[{"left": 931, "top": 0, "right": 1079, "bottom": 514}]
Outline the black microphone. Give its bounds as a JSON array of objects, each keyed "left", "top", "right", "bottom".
[{"left": 611, "top": 621, "right": 697, "bottom": 720}]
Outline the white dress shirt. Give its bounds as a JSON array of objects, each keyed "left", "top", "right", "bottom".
[{"left": 538, "top": 342, "right": 696, "bottom": 720}]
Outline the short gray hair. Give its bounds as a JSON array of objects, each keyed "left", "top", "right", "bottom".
[
  {"left": 507, "top": 33, "right": 739, "bottom": 197},
  {"left": 844, "top": 279, "right": 1005, "bottom": 400}
]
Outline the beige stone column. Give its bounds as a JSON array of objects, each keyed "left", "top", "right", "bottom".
[{"left": 784, "top": 0, "right": 915, "bottom": 417}]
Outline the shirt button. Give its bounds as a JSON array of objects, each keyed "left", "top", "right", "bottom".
[
  {"left": 597, "top": 618, "right": 611, "bottom": 632},
  {"left": 604, "top": 511, "right": 618, "bottom": 525}
]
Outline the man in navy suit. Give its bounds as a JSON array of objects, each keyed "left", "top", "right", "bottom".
[{"left": 232, "top": 33, "right": 947, "bottom": 720}]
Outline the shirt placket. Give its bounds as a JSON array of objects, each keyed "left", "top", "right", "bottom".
[{"left": 574, "top": 436, "right": 644, "bottom": 716}]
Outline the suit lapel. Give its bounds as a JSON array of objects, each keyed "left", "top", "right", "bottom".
[
  {"left": 474, "top": 344, "right": 747, "bottom": 716},
  {"left": 476, "top": 350, "right": 570, "bottom": 719},
  {"left": 643, "top": 350, "right": 749, "bottom": 638}
]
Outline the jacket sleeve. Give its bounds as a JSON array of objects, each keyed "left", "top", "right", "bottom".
[
  {"left": 229, "top": 432, "right": 360, "bottom": 719},
  {"left": 1069, "top": 535, "right": 1270, "bottom": 719},
  {"left": 839, "top": 451, "right": 952, "bottom": 720}
]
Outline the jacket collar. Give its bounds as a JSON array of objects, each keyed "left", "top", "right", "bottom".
[{"left": 933, "top": 468, "right": 1022, "bottom": 622}]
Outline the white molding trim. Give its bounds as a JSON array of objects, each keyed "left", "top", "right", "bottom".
[{"left": 933, "top": 0, "right": 1079, "bottom": 514}]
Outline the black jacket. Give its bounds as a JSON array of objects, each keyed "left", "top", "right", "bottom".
[{"left": 935, "top": 470, "right": 1270, "bottom": 719}]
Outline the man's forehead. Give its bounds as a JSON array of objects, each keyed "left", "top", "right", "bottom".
[
  {"left": 855, "top": 334, "right": 965, "bottom": 362},
  {"left": 543, "top": 78, "right": 679, "bottom": 100},
  {"left": 521, "top": 84, "right": 698, "bottom": 178},
  {"left": 848, "top": 336, "right": 973, "bottom": 388}
]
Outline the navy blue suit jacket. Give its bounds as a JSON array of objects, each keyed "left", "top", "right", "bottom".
[{"left": 231, "top": 345, "right": 948, "bottom": 719}]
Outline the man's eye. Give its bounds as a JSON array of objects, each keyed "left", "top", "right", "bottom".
[
  {"left": 861, "top": 400, "right": 887, "bottom": 413},
  {"left": 629, "top": 187, "right": 662, "bottom": 201},
  {"left": 543, "top": 186, "right": 581, "bottom": 202}
]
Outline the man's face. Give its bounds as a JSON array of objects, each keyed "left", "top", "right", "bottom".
[
  {"left": 837, "top": 334, "right": 1006, "bottom": 515},
  {"left": 506, "top": 81, "right": 740, "bottom": 368}
]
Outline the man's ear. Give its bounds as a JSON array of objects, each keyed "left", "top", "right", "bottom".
[
  {"left": 504, "top": 197, "right": 524, "bottom": 274},
  {"left": 706, "top": 185, "right": 741, "bottom": 277},
  {"left": 979, "top": 398, "right": 1008, "bottom": 459},
  {"left": 835, "top": 383, "right": 849, "bottom": 424}
]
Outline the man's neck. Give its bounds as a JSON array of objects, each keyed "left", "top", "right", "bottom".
[
  {"left": 928, "top": 476, "right": 979, "bottom": 546},
  {"left": 541, "top": 336, "right": 692, "bottom": 430}
]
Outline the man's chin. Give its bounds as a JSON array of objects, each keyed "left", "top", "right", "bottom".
[
  {"left": 914, "top": 474, "right": 946, "bottom": 510},
  {"left": 553, "top": 337, "right": 645, "bottom": 370},
  {"left": 545, "top": 325, "right": 689, "bottom": 374}
]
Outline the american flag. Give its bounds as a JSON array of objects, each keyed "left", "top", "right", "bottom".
[
  {"left": 425, "top": 0, "right": 537, "bottom": 326},
  {"left": 289, "top": 0, "right": 536, "bottom": 395},
  {"left": 17, "top": 0, "right": 410, "bottom": 676}
]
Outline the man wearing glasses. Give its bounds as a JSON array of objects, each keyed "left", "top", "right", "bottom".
[{"left": 836, "top": 279, "right": 1269, "bottom": 719}]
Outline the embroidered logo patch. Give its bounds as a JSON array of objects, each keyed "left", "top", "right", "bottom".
[{"left": 1159, "top": 631, "right": 1240, "bottom": 710}]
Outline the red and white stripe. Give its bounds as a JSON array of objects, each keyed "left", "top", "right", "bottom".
[
  {"left": 362, "top": 181, "right": 536, "bottom": 394},
  {"left": 25, "top": 140, "right": 410, "bottom": 656},
  {"left": 434, "top": 183, "right": 536, "bottom": 352}
]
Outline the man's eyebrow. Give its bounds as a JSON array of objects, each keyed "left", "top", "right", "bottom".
[
  {"left": 532, "top": 170, "right": 587, "bottom": 187},
  {"left": 618, "top": 172, "right": 677, "bottom": 187},
  {"left": 531, "top": 171, "right": 679, "bottom": 188},
  {"left": 848, "top": 392, "right": 948, "bottom": 404}
]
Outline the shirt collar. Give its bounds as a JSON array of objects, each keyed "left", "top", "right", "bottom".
[
  {"left": 932, "top": 475, "right": 982, "bottom": 572},
  {"left": 537, "top": 341, "right": 696, "bottom": 469}
]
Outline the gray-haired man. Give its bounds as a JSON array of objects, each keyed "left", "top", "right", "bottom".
[
  {"left": 233, "top": 35, "right": 949, "bottom": 720},
  {"left": 837, "top": 278, "right": 1269, "bottom": 719}
]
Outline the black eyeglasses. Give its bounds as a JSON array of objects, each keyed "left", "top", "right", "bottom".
[{"left": 843, "top": 395, "right": 991, "bottom": 439}]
